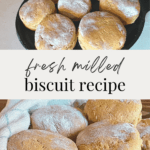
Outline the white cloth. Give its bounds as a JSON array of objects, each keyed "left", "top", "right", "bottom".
[{"left": 0, "top": 99, "right": 87, "bottom": 150}]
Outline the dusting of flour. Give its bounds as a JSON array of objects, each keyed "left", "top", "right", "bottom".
[
  {"left": 31, "top": 105, "right": 88, "bottom": 138},
  {"left": 51, "top": 137, "right": 75, "bottom": 150},
  {"left": 115, "top": 0, "right": 139, "bottom": 18},
  {"left": 21, "top": 5, "right": 34, "bottom": 23},
  {"left": 35, "top": 14, "right": 75, "bottom": 50},
  {"left": 77, "top": 122, "right": 136, "bottom": 146},
  {"left": 58, "top": 0, "right": 91, "bottom": 14},
  {"left": 119, "top": 99, "right": 141, "bottom": 104}
]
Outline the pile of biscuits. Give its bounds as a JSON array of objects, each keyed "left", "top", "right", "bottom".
[
  {"left": 7, "top": 99, "right": 150, "bottom": 150},
  {"left": 19, "top": 0, "right": 140, "bottom": 50}
]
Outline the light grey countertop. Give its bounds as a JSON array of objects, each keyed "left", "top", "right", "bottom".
[{"left": 0, "top": 0, "right": 25, "bottom": 49}]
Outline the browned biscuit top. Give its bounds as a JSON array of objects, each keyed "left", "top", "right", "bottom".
[
  {"left": 35, "top": 14, "right": 77, "bottom": 50},
  {"left": 19, "top": 0, "right": 56, "bottom": 30},
  {"left": 99, "top": 0, "right": 140, "bottom": 25},
  {"left": 58, "top": 0, "right": 92, "bottom": 21},
  {"left": 8, "top": 130, "right": 78, "bottom": 150},
  {"left": 137, "top": 119, "right": 150, "bottom": 150},
  {"left": 76, "top": 121, "right": 142, "bottom": 150},
  {"left": 78, "top": 11, "right": 126, "bottom": 50}
]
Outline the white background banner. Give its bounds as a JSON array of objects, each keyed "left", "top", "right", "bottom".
[{"left": 0, "top": 50, "right": 149, "bottom": 99}]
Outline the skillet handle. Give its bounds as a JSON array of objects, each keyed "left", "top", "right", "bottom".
[{"left": 130, "top": 11, "right": 150, "bottom": 50}]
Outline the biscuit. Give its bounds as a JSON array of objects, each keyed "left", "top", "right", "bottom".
[
  {"left": 8, "top": 130, "right": 78, "bottom": 150},
  {"left": 58, "top": 0, "right": 92, "bottom": 21},
  {"left": 99, "top": 0, "right": 140, "bottom": 25},
  {"left": 76, "top": 121, "right": 142, "bottom": 150},
  {"left": 137, "top": 119, "right": 150, "bottom": 150},
  {"left": 78, "top": 11, "right": 126, "bottom": 50},
  {"left": 84, "top": 99, "right": 142, "bottom": 125},
  {"left": 19, "top": 0, "right": 56, "bottom": 31},
  {"left": 35, "top": 14, "right": 77, "bottom": 50},
  {"left": 31, "top": 105, "right": 88, "bottom": 141}
]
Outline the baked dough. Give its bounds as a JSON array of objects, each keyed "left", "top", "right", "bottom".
[
  {"left": 19, "top": 0, "right": 56, "bottom": 31},
  {"left": 78, "top": 11, "right": 126, "bottom": 50},
  {"left": 76, "top": 121, "right": 142, "bottom": 150},
  {"left": 31, "top": 105, "right": 88, "bottom": 141},
  {"left": 99, "top": 0, "right": 140, "bottom": 25},
  {"left": 7, "top": 130, "right": 78, "bottom": 150},
  {"left": 58, "top": 0, "right": 92, "bottom": 21},
  {"left": 137, "top": 119, "right": 150, "bottom": 150},
  {"left": 35, "top": 14, "right": 77, "bottom": 50},
  {"left": 84, "top": 99, "right": 142, "bottom": 125}
]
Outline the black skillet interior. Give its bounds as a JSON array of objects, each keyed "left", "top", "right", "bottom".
[{"left": 16, "top": 0, "right": 150, "bottom": 50}]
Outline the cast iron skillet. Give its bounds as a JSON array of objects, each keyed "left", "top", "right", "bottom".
[{"left": 16, "top": 0, "right": 150, "bottom": 50}]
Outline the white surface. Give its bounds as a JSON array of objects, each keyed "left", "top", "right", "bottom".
[
  {"left": 0, "top": 0, "right": 25, "bottom": 49},
  {"left": 0, "top": 0, "right": 149, "bottom": 50}
]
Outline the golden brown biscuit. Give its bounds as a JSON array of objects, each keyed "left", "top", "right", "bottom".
[
  {"left": 137, "top": 119, "right": 150, "bottom": 150},
  {"left": 31, "top": 105, "right": 88, "bottom": 141},
  {"left": 58, "top": 0, "right": 92, "bottom": 21},
  {"left": 35, "top": 14, "right": 77, "bottom": 50},
  {"left": 84, "top": 99, "right": 142, "bottom": 125},
  {"left": 8, "top": 130, "right": 78, "bottom": 150},
  {"left": 99, "top": 0, "right": 140, "bottom": 25},
  {"left": 19, "top": 0, "right": 56, "bottom": 31},
  {"left": 78, "top": 11, "right": 126, "bottom": 50},
  {"left": 76, "top": 121, "right": 142, "bottom": 150}
]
